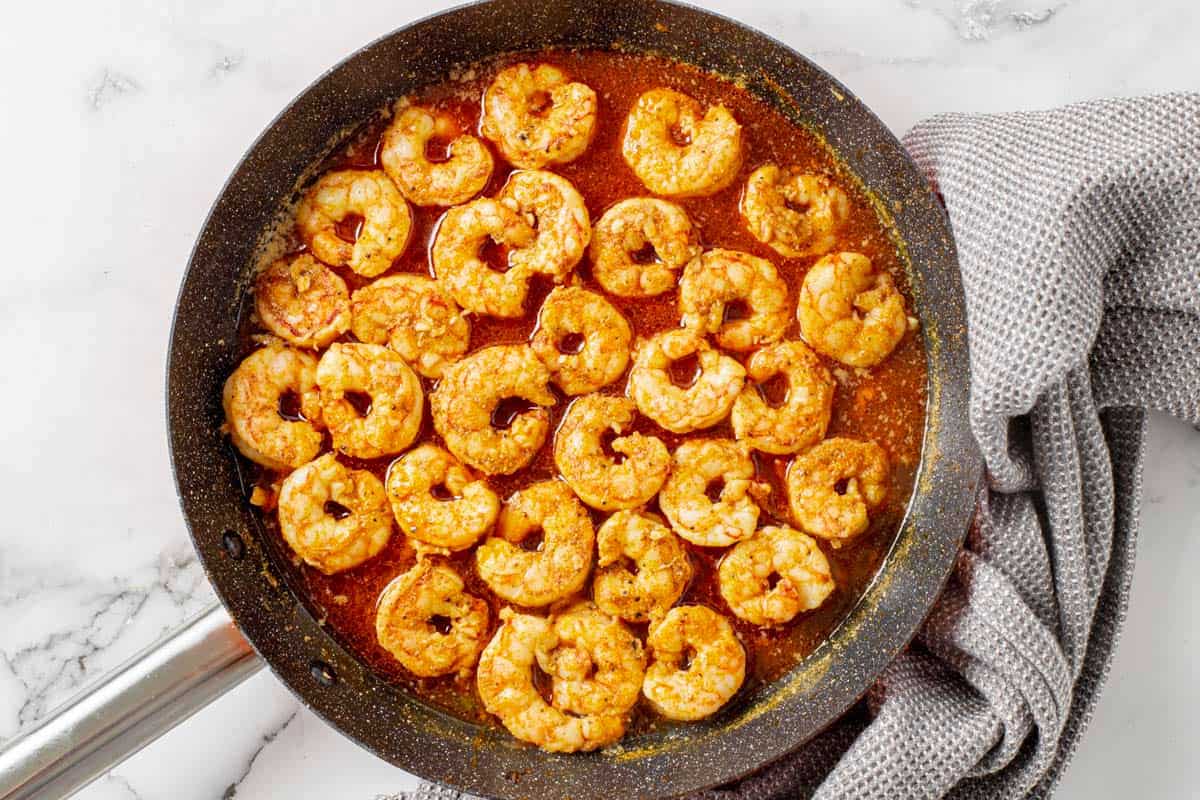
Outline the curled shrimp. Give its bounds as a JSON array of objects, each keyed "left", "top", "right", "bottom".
[
  {"left": 475, "top": 480, "right": 594, "bottom": 607},
  {"left": 531, "top": 287, "right": 632, "bottom": 395},
  {"left": 642, "top": 605, "right": 746, "bottom": 721},
  {"left": 718, "top": 525, "right": 834, "bottom": 626},
  {"left": 628, "top": 329, "right": 745, "bottom": 434},
  {"left": 498, "top": 169, "right": 591, "bottom": 283},
  {"left": 254, "top": 254, "right": 350, "bottom": 349},
  {"left": 316, "top": 343, "right": 423, "bottom": 459},
  {"left": 553, "top": 394, "right": 669, "bottom": 511},
  {"left": 350, "top": 274, "right": 469, "bottom": 379},
  {"left": 477, "top": 609, "right": 625, "bottom": 752},
  {"left": 277, "top": 453, "right": 392, "bottom": 575},
  {"left": 731, "top": 340, "right": 835, "bottom": 455},
  {"left": 594, "top": 510, "right": 691, "bottom": 623},
  {"left": 481, "top": 63, "right": 598, "bottom": 170},
  {"left": 679, "top": 249, "right": 790, "bottom": 351},
  {"left": 589, "top": 198, "right": 701, "bottom": 297},
  {"left": 431, "top": 198, "right": 536, "bottom": 318},
  {"left": 797, "top": 252, "right": 911, "bottom": 368},
  {"left": 380, "top": 105, "right": 493, "bottom": 207},
  {"left": 385, "top": 444, "right": 499, "bottom": 554},
  {"left": 429, "top": 344, "right": 556, "bottom": 475},
  {"left": 622, "top": 88, "right": 743, "bottom": 198},
  {"left": 375, "top": 560, "right": 490, "bottom": 678},
  {"left": 538, "top": 601, "right": 645, "bottom": 718},
  {"left": 222, "top": 345, "right": 323, "bottom": 471},
  {"left": 659, "top": 438, "right": 763, "bottom": 548},
  {"left": 296, "top": 169, "right": 412, "bottom": 277},
  {"left": 786, "top": 437, "right": 889, "bottom": 547},
  {"left": 740, "top": 165, "right": 849, "bottom": 258}
]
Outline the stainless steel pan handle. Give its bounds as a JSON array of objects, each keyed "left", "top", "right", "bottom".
[{"left": 0, "top": 602, "right": 261, "bottom": 800}]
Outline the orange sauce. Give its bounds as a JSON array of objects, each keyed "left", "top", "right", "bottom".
[{"left": 239, "top": 49, "right": 927, "bottom": 732}]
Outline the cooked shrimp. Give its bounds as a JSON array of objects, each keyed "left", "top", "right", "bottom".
[
  {"left": 222, "top": 346, "right": 323, "bottom": 471},
  {"left": 589, "top": 198, "right": 701, "bottom": 297},
  {"left": 659, "top": 438, "right": 762, "bottom": 548},
  {"left": 380, "top": 105, "right": 493, "bottom": 207},
  {"left": 295, "top": 169, "right": 412, "bottom": 277},
  {"left": 385, "top": 444, "right": 499, "bottom": 554},
  {"left": 553, "top": 395, "right": 669, "bottom": 511},
  {"left": 316, "top": 343, "right": 423, "bottom": 459},
  {"left": 254, "top": 254, "right": 350, "bottom": 349},
  {"left": 679, "top": 249, "right": 789, "bottom": 351},
  {"left": 594, "top": 510, "right": 691, "bottom": 623},
  {"left": 628, "top": 329, "right": 745, "bottom": 434},
  {"left": 475, "top": 480, "right": 594, "bottom": 607},
  {"left": 477, "top": 609, "right": 625, "bottom": 752},
  {"left": 731, "top": 341, "right": 835, "bottom": 455},
  {"left": 797, "top": 252, "right": 910, "bottom": 368},
  {"left": 277, "top": 453, "right": 392, "bottom": 574},
  {"left": 718, "top": 525, "right": 834, "bottom": 626},
  {"left": 622, "top": 88, "right": 743, "bottom": 198},
  {"left": 786, "top": 437, "right": 889, "bottom": 547},
  {"left": 531, "top": 287, "right": 632, "bottom": 395},
  {"left": 481, "top": 63, "right": 598, "bottom": 169},
  {"left": 429, "top": 344, "right": 556, "bottom": 475},
  {"left": 642, "top": 606, "right": 746, "bottom": 721},
  {"left": 740, "top": 166, "right": 849, "bottom": 258},
  {"left": 430, "top": 198, "right": 536, "bottom": 318},
  {"left": 375, "top": 560, "right": 490, "bottom": 678},
  {"left": 538, "top": 601, "right": 645, "bottom": 717},
  {"left": 350, "top": 274, "right": 469, "bottom": 379},
  {"left": 498, "top": 169, "right": 591, "bottom": 282}
]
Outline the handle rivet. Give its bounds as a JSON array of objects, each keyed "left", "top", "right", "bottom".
[
  {"left": 310, "top": 660, "right": 337, "bottom": 686},
  {"left": 221, "top": 530, "right": 245, "bottom": 559}
]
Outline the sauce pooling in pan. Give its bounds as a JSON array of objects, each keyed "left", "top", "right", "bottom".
[{"left": 229, "top": 48, "right": 926, "bottom": 744}]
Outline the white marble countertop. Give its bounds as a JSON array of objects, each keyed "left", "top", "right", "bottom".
[{"left": 0, "top": 1, "right": 1196, "bottom": 797}]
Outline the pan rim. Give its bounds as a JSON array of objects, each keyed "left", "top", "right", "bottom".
[{"left": 166, "top": 1, "right": 980, "bottom": 797}]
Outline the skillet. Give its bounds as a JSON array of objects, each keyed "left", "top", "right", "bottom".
[{"left": 15, "top": 1, "right": 981, "bottom": 798}]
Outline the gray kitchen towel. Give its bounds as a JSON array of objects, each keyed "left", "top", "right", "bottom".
[{"left": 405, "top": 93, "right": 1200, "bottom": 800}]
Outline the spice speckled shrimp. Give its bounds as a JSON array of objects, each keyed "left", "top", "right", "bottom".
[
  {"left": 732, "top": 340, "right": 835, "bottom": 455},
  {"left": 589, "top": 198, "right": 701, "bottom": 297},
  {"left": 538, "top": 601, "right": 645, "bottom": 718},
  {"left": 277, "top": 453, "right": 392, "bottom": 575},
  {"left": 254, "top": 254, "right": 350, "bottom": 349},
  {"left": 385, "top": 444, "right": 499, "bottom": 554},
  {"left": 628, "top": 329, "right": 745, "bottom": 434},
  {"left": 659, "top": 438, "right": 763, "bottom": 548},
  {"left": 622, "top": 88, "right": 743, "bottom": 198},
  {"left": 430, "top": 344, "right": 556, "bottom": 475},
  {"left": 295, "top": 169, "right": 412, "bottom": 277},
  {"left": 553, "top": 394, "right": 669, "bottom": 511},
  {"left": 679, "top": 249, "right": 790, "bottom": 352},
  {"left": 380, "top": 105, "right": 493, "bottom": 207},
  {"left": 477, "top": 609, "right": 625, "bottom": 752},
  {"left": 642, "top": 605, "right": 746, "bottom": 721},
  {"left": 431, "top": 198, "right": 536, "bottom": 318},
  {"left": 594, "top": 510, "right": 692, "bottom": 624},
  {"left": 375, "top": 560, "right": 490, "bottom": 678},
  {"left": 797, "top": 251, "right": 912, "bottom": 368},
  {"left": 498, "top": 170, "right": 591, "bottom": 283},
  {"left": 740, "top": 165, "right": 849, "bottom": 258},
  {"left": 531, "top": 287, "right": 632, "bottom": 395},
  {"left": 222, "top": 345, "right": 323, "bottom": 471},
  {"left": 481, "top": 63, "right": 598, "bottom": 170},
  {"left": 718, "top": 525, "right": 834, "bottom": 626},
  {"left": 475, "top": 480, "right": 594, "bottom": 607},
  {"left": 316, "top": 343, "right": 423, "bottom": 460},
  {"left": 349, "top": 274, "right": 469, "bottom": 379},
  {"left": 786, "top": 437, "right": 889, "bottom": 548}
]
